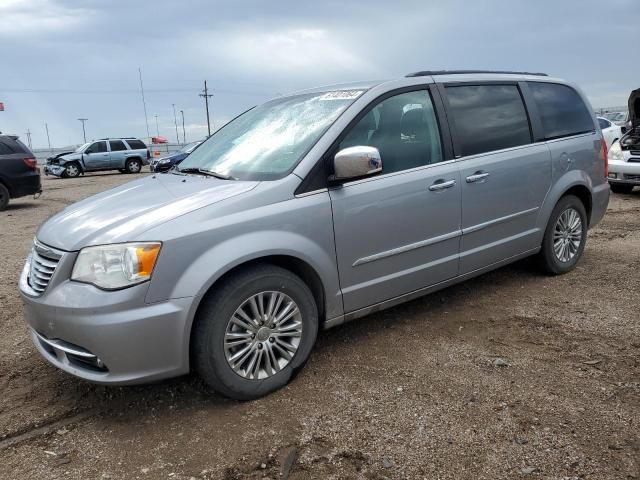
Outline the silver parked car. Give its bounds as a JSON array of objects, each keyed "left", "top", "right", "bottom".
[
  {"left": 20, "top": 71, "right": 610, "bottom": 399},
  {"left": 44, "top": 137, "right": 150, "bottom": 177}
]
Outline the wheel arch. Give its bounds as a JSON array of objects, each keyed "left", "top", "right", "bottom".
[
  {"left": 538, "top": 171, "right": 595, "bottom": 235},
  {"left": 186, "top": 254, "right": 327, "bottom": 369}
]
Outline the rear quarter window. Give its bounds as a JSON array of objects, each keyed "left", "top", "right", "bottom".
[
  {"left": 528, "top": 82, "right": 594, "bottom": 140},
  {"left": 0, "top": 141, "right": 15, "bottom": 155},
  {"left": 125, "top": 139, "right": 146, "bottom": 150}
]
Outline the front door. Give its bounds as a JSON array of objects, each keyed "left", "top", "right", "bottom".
[
  {"left": 329, "top": 88, "right": 462, "bottom": 313},
  {"left": 83, "top": 141, "right": 110, "bottom": 170},
  {"left": 442, "top": 83, "right": 552, "bottom": 274}
]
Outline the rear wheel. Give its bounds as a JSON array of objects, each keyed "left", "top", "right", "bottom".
[
  {"left": 192, "top": 265, "right": 318, "bottom": 400},
  {"left": 538, "top": 195, "right": 587, "bottom": 275},
  {"left": 125, "top": 158, "right": 142, "bottom": 174},
  {"left": 610, "top": 183, "right": 634, "bottom": 194},
  {"left": 0, "top": 183, "right": 9, "bottom": 211}
]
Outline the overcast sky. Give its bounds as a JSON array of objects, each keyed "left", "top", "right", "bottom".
[{"left": 1, "top": 0, "right": 638, "bottom": 148}]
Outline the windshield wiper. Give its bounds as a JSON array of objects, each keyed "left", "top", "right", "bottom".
[{"left": 176, "top": 167, "right": 236, "bottom": 180}]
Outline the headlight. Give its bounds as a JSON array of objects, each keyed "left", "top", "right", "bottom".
[
  {"left": 608, "top": 142, "right": 624, "bottom": 161},
  {"left": 71, "top": 242, "right": 161, "bottom": 290}
]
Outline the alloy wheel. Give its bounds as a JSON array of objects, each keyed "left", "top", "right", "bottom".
[
  {"left": 129, "top": 161, "right": 141, "bottom": 173},
  {"left": 66, "top": 164, "right": 79, "bottom": 177},
  {"left": 553, "top": 207, "right": 583, "bottom": 263},
  {"left": 224, "top": 291, "right": 303, "bottom": 380}
]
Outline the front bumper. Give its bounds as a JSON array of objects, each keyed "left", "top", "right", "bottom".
[
  {"left": 43, "top": 164, "right": 66, "bottom": 177},
  {"left": 608, "top": 157, "right": 640, "bottom": 185},
  {"left": 19, "top": 252, "right": 195, "bottom": 385}
]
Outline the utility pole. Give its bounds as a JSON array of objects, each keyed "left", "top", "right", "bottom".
[
  {"left": 172, "top": 104, "right": 180, "bottom": 145},
  {"left": 199, "top": 80, "right": 213, "bottom": 137},
  {"left": 78, "top": 118, "right": 88, "bottom": 143},
  {"left": 154, "top": 114, "right": 160, "bottom": 137},
  {"left": 25, "top": 129, "right": 32, "bottom": 149},
  {"left": 180, "top": 110, "right": 186, "bottom": 144},
  {"left": 45, "top": 123, "right": 52, "bottom": 151},
  {"left": 138, "top": 68, "right": 151, "bottom": 143}
]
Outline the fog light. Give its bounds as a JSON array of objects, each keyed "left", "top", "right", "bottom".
[{"left": 608, "top": 173, "right": 617, "bottom": 179}]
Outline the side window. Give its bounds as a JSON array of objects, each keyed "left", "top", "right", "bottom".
[
  {"left": 597, "top": 118, "right": 610, "bottom": 130},
  {"left": 109, "top": 140, "right": 127, "bottom": 151},
  {"left": 125, "top": 139, "right": 146, "bottom": 150},
  {"left": 445, "top": 84, "right": 532, "bottom": 157},
  {"left": 528, "top": 82, "right": 594, "bottom": 140},
  {"left": 338, "top": 90, "right": 443, "bottom": 174},
  {"left": 86, "top": 141, "right": 107, "bottom": 154}
]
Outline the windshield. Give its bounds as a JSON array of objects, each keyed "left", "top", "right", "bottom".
[
  {"left": 180, "top": 141, "right": 201, "bottom": 153},
  {"left": 177, "top": 90, "right": 363, "bottom": 180},
  {"left": 74, "top": 142, "right": 90, "bottom": 153}
]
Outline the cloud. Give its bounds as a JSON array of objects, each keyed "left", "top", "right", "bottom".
[
  {"left": 0, "top": 0, "right": 639, "bottom": 147},
  {"left": 0, "top": 0, "right": 92, "bottom": 37}
]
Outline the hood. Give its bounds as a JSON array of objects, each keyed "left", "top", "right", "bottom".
[
  {"left": 628, "top": 88, "right": 639, "bottom": 128},
  {"left": 47, "top": 151, "right": 73, "bottom": 161},
  {"left": 37, "top": 173, "right": 258, "bottom": 251},
  {"left": 58, "top": 152, "right": 82, "bottom": 163}
]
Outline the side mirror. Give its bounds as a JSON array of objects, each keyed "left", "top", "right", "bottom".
[{"left": 333, "top": 146, "right": 382, "bottom": 181}]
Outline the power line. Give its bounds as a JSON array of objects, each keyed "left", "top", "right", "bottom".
[
  {"left": 78, "top": 118, "right": 88, "bottom": 142},
  {"left": 138, "top": 68, "right": 151, "bottom": 142},
  {"left": 199, "top": 80, "right": 213, "bottom": 137},
  {"left": 172, "top": 104, "right": 179, "bottom": 144}
]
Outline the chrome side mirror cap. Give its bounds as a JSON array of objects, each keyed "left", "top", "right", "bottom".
[{"left": 333, "top": 146, "right": 382, "bottom": 181}]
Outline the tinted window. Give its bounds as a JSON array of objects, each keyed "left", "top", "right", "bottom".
[
  {"left": 109, "top": 140, "right": 127, "bottom": 151},
  {"left": 445, "top": 85, "right": 531, "bottom": 157},
  {"left": 86, "top": 141, "right": 107, "bottom": 154},
  {"left": 529, "top": 82, "right": 594, "bottom": 140},
  {"left": 338, "top": 90, "right": 443, "bottom": 174},
  {"left": 0, "top": 140, "right": 15, "bottom": 155},
  {"left": 125, "top": 139, "right": 146, "bottom": 150},
  {"left": 597, "top": 118, "right": 611, "bottom": 130}
]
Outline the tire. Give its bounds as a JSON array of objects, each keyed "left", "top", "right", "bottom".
[
  {"left": 125, "top": 158, "right": 142, "bottom": 174},
  {"left": 192, "top": 264, "right": 318, "bottom": 400},
  {"left": 63, "top": 162, "right": 81, "bottom": 178},
  {"left": 118, "top": 169, "right": 127, "bottom": 174},
  {"left": 0, "top": 183, "right": 9, "bottom": 211},
  {"left": 610, "top": 183, "right": 634, "bottom": 194},
  {"left": 537, "top": 195, "right": 587, "bottom": 275}
]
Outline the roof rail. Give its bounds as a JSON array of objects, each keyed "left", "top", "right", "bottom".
[{"left": 406, "top": 70, "right": 548, "bottom": 78}]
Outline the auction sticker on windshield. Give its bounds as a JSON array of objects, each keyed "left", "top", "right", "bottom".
[{"left": 319, "top": 90, "right": 364, "bottom": 101}]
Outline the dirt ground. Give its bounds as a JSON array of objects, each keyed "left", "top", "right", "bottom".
[{"left": 0, "top": 172, "right": 638, "bottom": 480}]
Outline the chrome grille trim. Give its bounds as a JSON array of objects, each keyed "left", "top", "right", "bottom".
[{"left": 27, "top": 239, "right": 64, "bottom": 295}]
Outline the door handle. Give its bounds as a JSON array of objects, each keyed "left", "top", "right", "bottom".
[
  {"left": 466, "top": 172, "right": 490, "bottom": 183},
  {"left": 428, "top": 179, "right": 456, "bottom": 191}
]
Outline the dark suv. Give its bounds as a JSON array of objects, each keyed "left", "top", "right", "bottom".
[{"left": 0, "top": 134, "right": 41, "bottom": 211}]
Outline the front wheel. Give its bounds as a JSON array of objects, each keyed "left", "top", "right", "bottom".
[
  {"left": 63, "top": 162, "right": 81, "bottom": 178},
  {"left": 192, "top": 265, "right": 318, "bottom": 400},
  {"left": 537, "top": 195, "right": 587, "bottom": 275}
]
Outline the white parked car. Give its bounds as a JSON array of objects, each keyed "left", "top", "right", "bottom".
[
  {"left": 607, "top": 90, "right": 639, "bottom": 194},
  {"left": 597, "top": 117, "right": 623, "bottom": 149}
]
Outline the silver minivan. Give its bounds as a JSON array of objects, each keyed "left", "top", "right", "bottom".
[{"left": 19, "top": 71, "right": 610, "bottom": 399}]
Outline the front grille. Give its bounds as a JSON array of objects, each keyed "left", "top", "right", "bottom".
[
  {"left": 630, "top": 151, "right": 640, "bottom": 156},
  {"left": 624, "top": 174, "right": 640, "bottom": 181},
  {"left": 628, "top": 157, "right": 640, "bottom": 163},
  {"left": 28, "top": 240, "right": 63, "bottom": 295}
]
